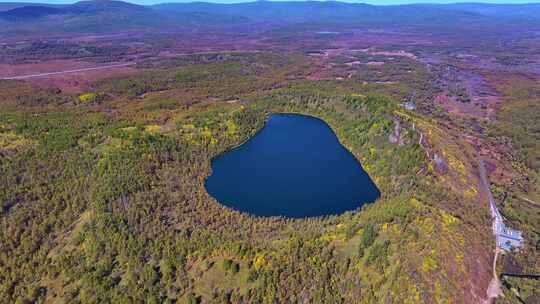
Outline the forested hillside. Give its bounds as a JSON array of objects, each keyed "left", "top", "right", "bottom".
[
  {"left": 1, "top": 1, "right": 539, "bottom": 302},
  {"left": 1, "top": 52, "right": 500, "bottom": 303}
]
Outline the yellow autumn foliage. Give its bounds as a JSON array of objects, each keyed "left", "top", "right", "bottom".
[{"left": 78, "top": 93, "right": 98, "bottom": 103}]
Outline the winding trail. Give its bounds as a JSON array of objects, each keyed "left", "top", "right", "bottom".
[
  {"left": 411, "top": 123, "right": 430, "bottom": 175},
  {"left": 0, "top": 63, "right": 134, "bottom": 80},
  {"left": 416, "top": 124, "right": 428, "bottom": 157}
]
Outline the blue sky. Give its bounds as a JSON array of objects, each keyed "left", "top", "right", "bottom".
[{"left": 1, "top": 0, "right": 539, "bottom": 4}]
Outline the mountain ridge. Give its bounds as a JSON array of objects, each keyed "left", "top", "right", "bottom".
[{"left": 0, "top": 0, "right": 538, "bottom": 35}]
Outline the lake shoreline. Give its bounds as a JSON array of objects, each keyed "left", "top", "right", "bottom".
[{"left": 205, "top": 111, "right": 380, "bottom": 219}]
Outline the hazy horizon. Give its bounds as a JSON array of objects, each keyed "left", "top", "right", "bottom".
[{"left": 1, "top": 0, "right": 540, "bottom": 5}]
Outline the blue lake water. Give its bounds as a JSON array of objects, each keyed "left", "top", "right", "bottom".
[{"left": 205, "top": 113, "right": 380, "bottom": 218}]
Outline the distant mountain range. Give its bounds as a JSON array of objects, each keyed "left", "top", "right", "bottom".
[
  {"left": 438, "top": 3, "right": 540, "bottom": 21},
  {"left": 0, "top": 0, "right": 538, "bottom": 35}
]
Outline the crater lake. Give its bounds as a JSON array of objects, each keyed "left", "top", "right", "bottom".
[{"left": 205, "top": 113, "right": 380, "bottom": 218}]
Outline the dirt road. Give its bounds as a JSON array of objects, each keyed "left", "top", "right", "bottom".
[
  {"left": 0, "top": 63, "right": 134, "bottom": 80},
  {"left": 478, "top": 158, "right": 504, "bottom": 303}
]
